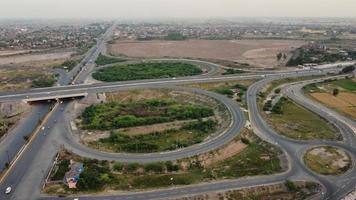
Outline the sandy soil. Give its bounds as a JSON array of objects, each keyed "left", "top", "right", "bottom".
[
  {"left": 108, "top": 39, "right": 306, "bottom": 68},
  {"left": 310, "top": 92, "right": 356, "bottom": 119},
  {"left": 0, "top": 51, "right": 74, "bottom": 65}
]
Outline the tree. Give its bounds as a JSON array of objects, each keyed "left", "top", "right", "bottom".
[
  {"left": 341, "top": 65, "right": 355, "bottom": 74},
  {"left": 333, "top": 88, "right": 339, "bottom": 96},
  {"left": 285, "top": 180, "right": 297, "bottom": 192},
  {"left": 277, "top": 52, "right": 283, "bottom": 61},
  {"left": 283, "top": 53, "right": 287, "bottom": 60}
]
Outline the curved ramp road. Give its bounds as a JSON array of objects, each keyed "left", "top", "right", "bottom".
[{"left": 59, "top": 86, "right": 245, "bottom": 162}]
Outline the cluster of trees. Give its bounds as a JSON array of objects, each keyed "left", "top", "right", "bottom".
[
  {"left": 95, "top": 53, "right": 126, "bottom": 66},
  {"left": 77, "top": 159, "right": 112, "bottom": 191},
  {"left": 31, "top": 76, "right": 56, "bottom": 88},
  {"left": 271, "top": 97, "right": 286, "bottom": 114},
  {"left": 276, "top": 52, "right": 287, "bottom": 61},
  {"left": 287, "top": 48, "right": 355, "bottom": 67},
  {"left": 82, "top": 99, "right": 214, "bottom": 130},
  {"left": 92, "top": 62, "right": 202, "bottom": 82},
  {"left": 62, "top": 59, "right": 79, "bottom": 70},
  {"left": 263, "top": 97, "right": 286, "bottom": 114},
  {"left": 340, "top": 65, "right": 355, "bottom": 74},
  {"left": 213, "top": 83, "right": 247, "bottom": 98},
  {"left": 50, "top": 159, "right": 70, "bottom": 181},
  {"left": 222, "top": 68, "right": 245, "bottom": 75},
  {"left": 164, "top": 33, "right": 186, "bottom": 41}
]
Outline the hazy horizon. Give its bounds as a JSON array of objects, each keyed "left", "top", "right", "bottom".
[{"left": 1, "top": 0, "right": 356, "bottom": 19}]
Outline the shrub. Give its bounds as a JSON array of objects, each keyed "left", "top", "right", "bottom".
[{"left": 113, "top": 162, "right": 124, "bottom": 171}]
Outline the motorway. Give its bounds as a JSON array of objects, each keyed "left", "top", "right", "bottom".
[{"left": 0, "top": 25, "right": 355, "bottom": 199}]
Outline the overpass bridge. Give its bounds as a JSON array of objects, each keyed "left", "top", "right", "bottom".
[{"left": 23, "top": 93, "right": 88, "bottom": 103}]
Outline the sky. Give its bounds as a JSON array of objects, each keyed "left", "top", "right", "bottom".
[{"left": 0, "top": 0, "right": 356, "bottom": 19}]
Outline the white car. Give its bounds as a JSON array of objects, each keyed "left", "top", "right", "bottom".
[{"left": 5, "top": 186, "right": 11, "bottom": 194}]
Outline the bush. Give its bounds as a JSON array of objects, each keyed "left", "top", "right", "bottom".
[
  {"left": 165, "top": 161, "right": 179, "bottom": 172},
  {"left": 144, "top": 162, "right": 165, "bottom": 173},
  {"left": 285, "top": 180, "right": 298, "bottom": 192},
  {"left": 241, "top": 137, "right": 250, "bottom": 144},
  {"left": 274, "top": 88, "right": 281, "bottom": 94},
  {"left": 126, "top": 163, "right": 141, "bottom": 173},
  {"left": 113, "top": 162, "right": 124, "bottom": 171},
  {"left": 31, "top": 76, "right": 56, "bottom": 88},
  {"left": 333, "top": 88, "right": 339, "bottom": 96}
]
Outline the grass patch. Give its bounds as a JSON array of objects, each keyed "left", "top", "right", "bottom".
[
  {"left": 266, "top": 99, "right": 337, "bottom": 140},
  {"left": 95, "top": 53, "right": 126, "bottom": 66},
  {"left": 92, "top": 62, "right": 202, "bottom": 82},
  {"left": 332, "top": 79, "right": 356, "bottom": 91}
]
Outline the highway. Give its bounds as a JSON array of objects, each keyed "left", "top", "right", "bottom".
[
  {"left": 0, "top": 25, "right": 355, "bottom": 199},
  {"left": 0, "top": 23, "right": 117, "bottom": 200}
]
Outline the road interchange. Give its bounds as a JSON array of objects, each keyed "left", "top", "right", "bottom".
[{"left": 0, "top": 25, "right": 355, "bottom": 200}]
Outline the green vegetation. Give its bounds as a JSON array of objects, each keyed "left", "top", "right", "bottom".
[
  {"left": 222, "top": 68, "right": 245, "bottom": 75},
  {"left": 212, "top": 83, "right": 247, "bottom": 99},
  {"left": 304, "top": 146, "right": 351, "bottom": 175},
  {"left": 95, "top": 53, "right": 126, "bottom": 66},
  {"left": 92, "top": 62, "right": 202, "bottom": 82},
  {"left": 50, "top": 159, "right": 70, "bottom": 181},
  {"left": 81, "top": 99, "right": 214, "bottom": 130},
  {"left": 31, "top": 75, "right": 56, "bottom": 88},
  {"left": 266, "top": 99, "right": 337, "bottom": 140},
  {"left": 164, "top": 33, "right": 186, "bottom": 41},
  {"left": 91, "top": 119, "right": 217, "bottom": 153},
  {"left": 341, "top": 65, "right": 355, "bottom": 74},
  {"left": 62, "top": 60, "right": 79, "bottom": 70},
  {"left": 0, "top": 117, "right": 14, "bottom": 139},
  {"left": 46, "top": 135, "right": 283, "bottom": 194},
  {"left": 333, "top": 79, "right": 356, "bottom": 91}
]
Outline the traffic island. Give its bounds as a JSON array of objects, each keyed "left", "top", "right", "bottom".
[{"left": 303, "top": 146, "right": 352, "bottom": 176}]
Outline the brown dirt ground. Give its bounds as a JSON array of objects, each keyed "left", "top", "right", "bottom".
[
  {"left": 0, "top": 51, "right": 74, "bottom": 65},
  {"left": 108, "top": 39, "right": 306, "bottom": 68},
  {"left": 310, "top": 92, "right": 356, "bottom": 119}
]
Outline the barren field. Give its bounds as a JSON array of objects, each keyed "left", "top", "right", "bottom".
[
  {"left": 310, "top": 92, "right": 356, "bottom": 119},
  {"left": 0, "top": 51, "right": 74, "bottom": 66},
  {"left": 108, "top": 40, "right": 306, "bottom": 68}
]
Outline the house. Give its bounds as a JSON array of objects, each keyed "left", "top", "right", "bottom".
[{"left": 63, "top": 161, "right": 84, "bottom": 189}]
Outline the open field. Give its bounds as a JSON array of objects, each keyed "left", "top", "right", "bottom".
[
  {"left": 0, "top": 51, "right": 74, "bottom": 66},
  {"left": 304, "top": 78, "right": 356, "bottom": 119},
  {"left": 304, "top": 146, "right": 351, "bottom": 175},
  {"left": 0, "top": 70, "right": 56, "bottom": 91},
  {"left": 44, "top": 129, "right": 284, "bottom": 195},
  {"left": 108, "top": 39, "right": 306, "bottom": 68}
]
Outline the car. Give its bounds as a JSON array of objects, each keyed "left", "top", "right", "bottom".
[{"left": 5, "top": 186, "right": 11, "bottom": 194}]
